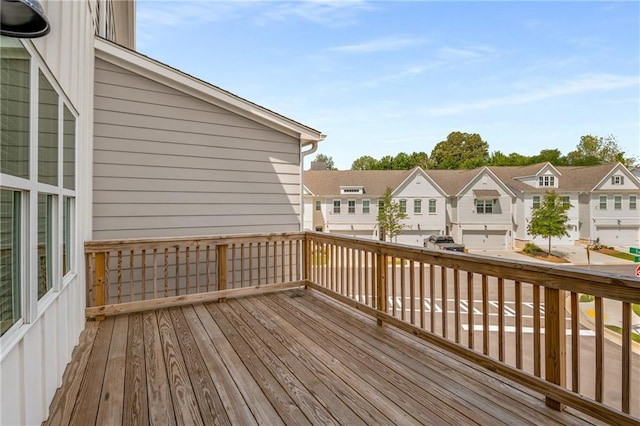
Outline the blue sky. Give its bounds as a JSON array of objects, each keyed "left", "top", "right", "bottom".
[{"left": 136, "top": 1, "right": 639, "bottom": 170}]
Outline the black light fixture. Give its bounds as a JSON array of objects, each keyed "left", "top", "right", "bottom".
[{"left": 1, "top": 0, "right": 50, "bottom": 38}]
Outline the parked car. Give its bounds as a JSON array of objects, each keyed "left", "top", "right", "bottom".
[{"left": 424, "top": 235, "right": 465, "bottom": 252}]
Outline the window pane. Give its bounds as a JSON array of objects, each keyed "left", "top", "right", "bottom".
[
  {"left": 0, "top": 37, "right": 30, "bottom": 178},
  {"left": 362, "top": 200, "right": 370, "bottom": 214},
  {"left": 38, "top": 194, "right": 54, "bottom": 299},
  {"left": 631, "top": 196, "right": 637, "bottom": 210},
  {"left": 414, "top": 199, "right": 421, "bottom": 214},
  {"left": 429, "top": 199, "right": 436, "bottom": 213},
  {"left": 63, "top": 197, "right": 73, "bottom": 276},
  {"left": 399, "top": 200, "right": 406, "bottom": 213},
  {"left": 63, "top": 106, "right": 75, "bottom": 190},
  {"left": 38, "top": 71, "right": 58, "bottom": 185},
  {"left": 0, "top": 189, "right": 21, "bottom": 336}
]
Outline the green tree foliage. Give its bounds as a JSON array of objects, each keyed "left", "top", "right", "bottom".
[
  {"left": 350, "top": 151, "right": 431, "bottom": 170},
  {"left": 527, "top": 191, "right": 571, "bottom": 255},
  {"left": 313, "top": 153, "right": 337, "bottom": 170},
  {"left": 377, "top": 187, "right": 407, "bottom": 242},
  {"left": 531, "top": 149, "right": 567, "bottom": 166},
  {"left": 430, "top": 132, "right": 489, "bottom": 169},
  {"left": 566, "top": 135, "right": 636, "bottom": 167},
  {"left": 351, "top": 155, "right": 378, "bottom": 170}
]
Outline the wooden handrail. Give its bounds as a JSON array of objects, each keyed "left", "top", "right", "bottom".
[{"left": 85, "top": 231, "right": 640, "bottom": 423}]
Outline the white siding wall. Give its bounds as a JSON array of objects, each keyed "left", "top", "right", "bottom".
[
  {"left": 0, "top": 1, "right": 94, "bottom": 424},
  {"left": 324, "top": 197, "right": 378, "bottom": 233},
  {"left": 93, "top": 59, "right": 302, "bottom": 239}
]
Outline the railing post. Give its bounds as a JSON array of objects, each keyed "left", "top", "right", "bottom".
[
  {"left": 94, "top": 252, "right": 106, "bottom": 321},
  {"left": 544, "top": 287, "right": 566, "bottom": 410},
  {"left": 376, "top": 253, "right": 387, "bottom": 326},
  {"left": 302, "top": 237, "right": 310, "bottom": 285},
  {"left": 217, "top": 245, "right": 228, "bottom": 302}
]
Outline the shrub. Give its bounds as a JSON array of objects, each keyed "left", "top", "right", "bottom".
[{"left": 523, "top": 242, "right": 542, "bottom": 254}]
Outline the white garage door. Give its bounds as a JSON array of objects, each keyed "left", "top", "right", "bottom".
[
  {"left": 463, "top": 230, "right": 507, "bottom": 250},
  {"left": 596, "top": 226, "right": 640, "bottom": 248},
  {"left": 396, "top": 231, "right": 439, "bottom": 247}
]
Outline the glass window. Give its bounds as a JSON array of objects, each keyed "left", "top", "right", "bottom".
[
  {"left": 532, "top": 196, "right": 540, "bottom": 209},
  {"left": 362, "top": 199, "right": 370, "bottom": 214},
  {"left": 614, "top": 195, "right": 622, "bottom": 210},
  {"left": 333, "top": 199, "right": 341, "bottom": 214},
  {"left": 315, "top": 200, "right": 321, "bottom": 211},
  {"left": 399, "top": 200, "right": 406, "bottom": 214},
  {"left": 1, "top": 37, "right": 30, "bottom": 178},
  {"left": 348, "top": 200, "right": 355, "bottom": 214},
  {"left": 560, "top": 196, "right": 570, "bottom": 209},
  {"left": 611, "top": 175, "right": 624, "bottom": 185},
  {"left": 38, "top": 71, "right": 58, "bottom": 185},
  {"left": 630, "top": 196, "right": 637, "bottom": 210},
  {"left": 0, "top": 189, "right": 21, "bottom": 336},
  {"left": 38, "top": 194, "right": 54, "bottom": 299},
  {"left": 476, "top": 199, "right": 493, "bottom": 214},
  {"left": 63, "top": 106, "right": 75, "bottom": 190},
  {"left": 538, "top": 176, "right": 555, "bottom": 187},
  {"left": 428, "top": 199, "right": 436, "bottom": 214},
  {"left": 414, "top": 199, "right": 422, "bottom": 214},
  {"left": 599, "top": 195, "right": 607, "bottom": 210},
  {"left": 63, "top": 197, "right": 72, "bottom": 276}
]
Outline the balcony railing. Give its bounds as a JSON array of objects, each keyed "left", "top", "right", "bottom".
[{"left": 85, "top": 231, "right": 640, "bottom": 424}]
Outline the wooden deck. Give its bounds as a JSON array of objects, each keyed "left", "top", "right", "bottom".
[{"left": 45, "top": 289, "right": 603, "bottom": 425}]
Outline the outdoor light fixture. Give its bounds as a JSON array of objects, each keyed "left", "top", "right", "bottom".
[{"left": 1, "top": 0, "right": 50, "bottom": 38}]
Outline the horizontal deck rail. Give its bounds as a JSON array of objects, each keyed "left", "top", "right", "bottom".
[{"left": 85, "top": 231, "right": 640, "bottom": 424}]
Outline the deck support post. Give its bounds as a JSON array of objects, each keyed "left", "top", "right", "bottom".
[
  {"left": 376, "top": 253, "right": 387, "bottom": 326},
  {"left": 217, "top": 245, "right": 228, "bottom": 302},
  {"left": 94, "top": 252, "right": 106, "bottom": 321},
  {"left": 302, "top": 238, "right": 310, "bottom": 287},
  {"left": 544, "top": 287, "right": 566, "bottom": 410}
]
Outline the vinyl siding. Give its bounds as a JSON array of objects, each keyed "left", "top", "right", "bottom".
[
  {"left": 93, "top": 58, "right": 302, "bottom": 239},
  {"left": 1, "top": 1, "right": 94, "bottom": 424}
]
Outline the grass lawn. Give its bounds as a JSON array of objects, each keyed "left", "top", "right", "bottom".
[{"left": 593, "top": 247, "right": 639, "bottom": 262}]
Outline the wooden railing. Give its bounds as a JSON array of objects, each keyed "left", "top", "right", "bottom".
[
  {"left": 304, "top": 232, "right": 640, "bottom": 425},
  {"left": 85, "top": 233, "right": 304, "bottom": 318},
  {"left": 85, "top": 231, "right": 640, "bottom": 424}
]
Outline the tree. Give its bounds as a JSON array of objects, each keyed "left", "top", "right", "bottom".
[
  {"left": 313, "top": 153, "right": 336, "bottom": 170},
  {"left": 565, "top": 134, "right": 636, "bottom": 167},
  {"left": 351, "top": 155, "right": 379, "bottom": 170},
  {"left": 531, "top": 149, "right": 567, "bottom": 166},
  {"left": 527, "top": 191, "right": 571, "bottom": 255},
  {"left": 376, "top": 187, "right": 407, "bottom": 242},
  {"left": 430, "top": 132, "right": 489, "bottom": 169}
]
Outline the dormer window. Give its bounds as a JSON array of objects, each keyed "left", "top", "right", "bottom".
[
  {"left": 538, "top": 176, "right": 555, "bottom": 187},
  {"left": 340, "top": 186, "right": 364, "bottom": 195},
  {"left": 611, "top": 175, "right": 624, "bottom": 185}
]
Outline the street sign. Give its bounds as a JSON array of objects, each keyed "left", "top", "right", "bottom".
[{"left": 636, "top": 264, "right": 640, "bottom": 277}]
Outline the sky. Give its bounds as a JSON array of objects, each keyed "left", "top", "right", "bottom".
[{"left": 136, "top": 0, "right": 640, "bottom": 170}]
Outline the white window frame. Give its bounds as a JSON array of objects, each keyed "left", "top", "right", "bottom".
[
  {"left": 362, "top": 199, "right": 370, "bottom": 214},
  {"left": 630, "top": 195, "right": 637, "bottom": 210},
  {"left": 414, "top": 199, "right": 422, "bottom": 214},
  {"left": 347, "top": 199, "right": 356, "bottom": 214},
  {"left": 532, "top": 195, "right": 541, "bottom": 209},
  {"left": 476, "top": 199, "right": 493, "bottom": 214},
  {"left": 560, "top": 196, "right": 570, "bottom": 209},
  {"left": 599, "top": 195, "right": 607, "bottom": 210},
  {"left": 428, "top": 199, "right": 437, "bottom": 214},
  {"left": 315, "top": 200, "right": 321, "bottom": 211},
  {"left": 0, "top": 39, "right": 78, "bottom": 344},
  {"left": 538, "top": 176, "right": 555, "bottom": 187},
  {"left": 611, "top": 175, "right": 624, "bottom": 185},
  {"left": 614, "top": 195, "right": 622, "bottom": 210},
  {"left": 399, "top": 199, "right": 407, "bottom": 214},
  {"left": 333, "top": 199, "right": 341, "bottom": 214}
]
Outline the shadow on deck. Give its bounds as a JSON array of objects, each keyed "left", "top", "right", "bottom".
[{"left": 45, "top": 289, "right": 602, "bottom": 425}]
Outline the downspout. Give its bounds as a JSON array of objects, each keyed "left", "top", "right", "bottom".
[{"left": 300, "top": 139, "right": 321, "bottom": 231}]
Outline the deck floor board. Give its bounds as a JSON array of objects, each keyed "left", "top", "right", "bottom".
[{"left": 46, "top": 289, "right": 602, "bottom": 426}]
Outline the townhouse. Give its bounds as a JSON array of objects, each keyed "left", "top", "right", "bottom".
[
  {"left": 304, "top": 162, "right": 640, "bottom": 250},
  {"left": 1, "top": 1, "right": 323, "bottom": 423}
]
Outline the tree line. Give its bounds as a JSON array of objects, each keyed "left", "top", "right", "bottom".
[{"left": 313, "top": 132, "right": 637, "bottom": 171}]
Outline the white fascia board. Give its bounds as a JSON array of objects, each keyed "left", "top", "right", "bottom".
[
  {"left": 592, "top": 163, "right": 639, "bottom": 191},
  {"left": 94, "top": 38, "right": 324, "bottom": 145},
  {"left": 456, "top": 167, "right": 516, "bottom": 198}
]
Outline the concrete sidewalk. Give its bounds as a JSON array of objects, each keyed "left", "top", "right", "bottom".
[{"left": 469, "top": 246, "right": 635, "bottom": 266}]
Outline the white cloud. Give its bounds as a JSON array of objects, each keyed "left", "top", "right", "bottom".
[
  {"left": 330, "top": 35, "right": 427, "bottom": 53},
  {"left": 426, "top": 74, "right": 640, "bottom": 116}
]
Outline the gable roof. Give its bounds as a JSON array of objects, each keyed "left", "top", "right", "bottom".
[
  {"left": 304, "top": 170, "right": 412, "bottom": 197},
  {"left": 95, "top": 37, "right": 325, "bottom": 145},
  {"left": 391, "top": 167, "right": 448, "bottom": 197}
]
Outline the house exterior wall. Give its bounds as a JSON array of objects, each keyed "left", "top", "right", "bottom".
[
  {"left": 1, "top": 1, "right": 96, "bottom": 424},
  {"left": 394, "top": 173, "right": 446, "bottom": 246},
  {"left": 93, "top": 59, "right": 303, "bottom": 239}
]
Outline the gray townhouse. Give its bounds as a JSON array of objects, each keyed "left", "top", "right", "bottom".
[{"left": 304, "top": 162, "right": 640, "bottom": 250}]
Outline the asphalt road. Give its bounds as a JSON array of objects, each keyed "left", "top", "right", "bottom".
[{"left": 319, "top": 261, "right": 640, "bottom": 417}]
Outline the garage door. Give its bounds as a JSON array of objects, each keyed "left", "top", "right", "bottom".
[
  {"left": 331, "top": 230, "right": 375, "bottom": 239},
  {"left": 396, "top": 230, "right": 439, "bottom": 247},
  {"left": 596, "top": 226, "right": 640, "bottom": 248},
  {"left": 463, "top": 230, "right": 507, "bottom": 250}
]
